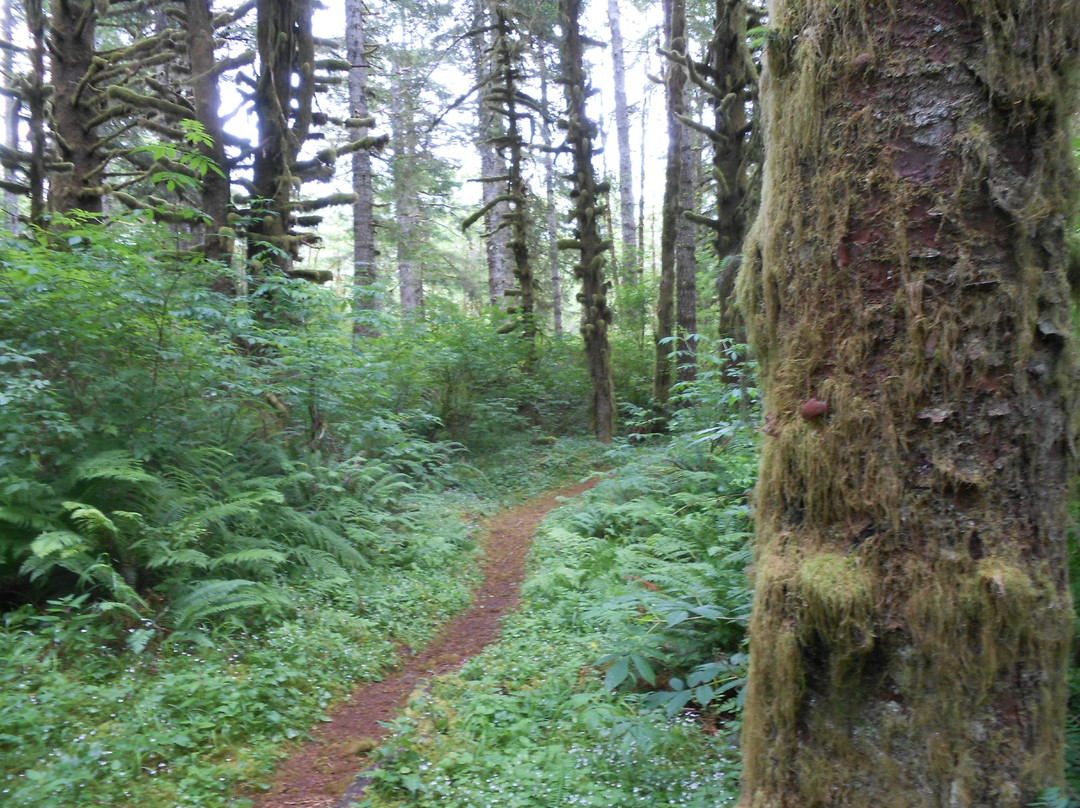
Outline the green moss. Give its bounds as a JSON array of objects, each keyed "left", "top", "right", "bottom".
[{"left": 797, "top": 552, "right": 873, "bottom": 635}]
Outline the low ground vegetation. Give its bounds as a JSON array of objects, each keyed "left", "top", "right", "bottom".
[{"left": 358, "top": 412, "right": 758, "bottom": 808}]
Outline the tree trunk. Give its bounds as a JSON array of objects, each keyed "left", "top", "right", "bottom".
[
  {"left": 675, "top": 121, "right": 698, "bottom": 384},
  {"left": 652, "top": 0, "right": 685, "bottom": 404},
  {"left": 2, "top": 0, "right": 18, "bottom": 228},
  {"left": 185, "top": 0, "right": 232, "bottom": 266},
  {"left": 249, "top": 0, "right": 315, "bottom": 273},
  {"left": 490, "top": 3, "right": 535, "bottom": 348},
  {"left": 606, "top": 0, "right": 637, "bottom": 284},
  {"left": 712, "top": 0, "right": 754, "bottom": 339},
  {"left": 539, "top": 49, "right": 563, "bottom": 339},
  {"left": 347, "top": 0, "right": 378, "bottom": 335},
  {"left": 48, "top": 0, "right": 102, "bottom": 215},
  {"left": 388, "top": 48, "right": 423, "bottom": 316},
  {"left": 737, "top": 0, "right": 1079, "bottom": 805},
  {"left": 471, "top": 0, "right": 513, "bottom": 309},
  {"left": 559, "top": 0, "right": 615, "bottom": 443},
  {"left": 25, "top": 0, "right": 44, "bottom": 223}
]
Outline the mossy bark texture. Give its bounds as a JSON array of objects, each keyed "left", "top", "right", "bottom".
[
  {"left": 250, "top": 0, "right": 315, "bottom": 272},
  {"left": 48, "top": 0, "right": 102, "bottom": 215},
  {"left": 737, "top": 0, "right": 1079, "bottom": 805},
  {"left": 653, "top": 0, "right": 686, "bottom": 404},
  {"left": 559, "top": 0, "right": 615, "bottom": 443}
]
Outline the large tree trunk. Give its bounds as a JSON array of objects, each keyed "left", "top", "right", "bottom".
[
  {"left": 185, "top": 0, "right": 232, "bottom": 265},
  {"left": 737, "top": 0, "right": 1079, "bottom": 805},
  {"left": 606, "top": 0, "right": 637, "bottom": 284},
  {"left": 490, "top": 3, "right": 534, "bottom": 348},
  {"left": 652, "top": 0, "right": 686, "bottom": 404},
  {"left": 48, "top": 0, "right": 102, "bottom": 215},
  {"left": 559, "top": 0, "right": 615, "bottom": 443},
  {"left": 710, "top": 0, "right": 754, "bottom": 341},
  {"left": 347, "top": 0, "right": 378, "bottom": 335},
  {"left": 249, "top": 0, "right": 315, "bottom": 273}
]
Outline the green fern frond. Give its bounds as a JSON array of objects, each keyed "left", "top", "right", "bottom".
[
  {"left": 78, "top": 560, "right": 148, "bottom": 609},
  {"left": 28, "top": 529, "right": 88, "bottom": 559},
  {"left": 209, "top": 547, "right": 288, "bottom": 570},
  {"left": 167, "top": 579, "right": 293, "bottom": 631},
  {"left": 144, "top": 546, "right": 212, "bottom": 569},
  {"left": 276, "top": 510, "right": 371, "bottom": 571},
  {"left": 62, "top": 502, "right": 120, "bottom": 540},
  {"left": 73, "top": 450, "right": 158, "bottom": 486},
  {"left": 0, "top": 505, "right": 55, "bottom": 532}
]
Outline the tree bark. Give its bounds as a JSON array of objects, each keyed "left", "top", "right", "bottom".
[
  {"left": 675, "top": 119, "right": 698, "bottom": 384},
  {"left": 48, "top": 0, "right": 102, "bottom": 215},
  {"left": 559, "top": 0, "right": 615, "bottom": 443},
  {"left": 347, "top": 0, "right": 378, "bottom": 335},
  {"left": 249, "top": 0, "right": 316, "bottom": 273},
  {"left": 471, "top": 0, "right": 513, "bottom": 309},
  {"left": 539, "top": 47, "right": 562, "bottom": 339},
  {"left": 388, "top": 44, "right": 423, "bottom": 316},
  {"left": 737, "top": 0, "right": 1079, "bottom": 805},
  {"left": 2, "top": 0, "right": 18, "bottom": 228},
  {"left": 25, "top": 0, "right": 44, "bottom": 223},
  {"left": 709, "top": 0, "right": 754, "bottom": 341},
  {"left": 606, "top": 0, "right": 637, "bottom": 284},
  {"left": 185, "top": 0, "right": 232, "bottom": 265},
  {"left": 652, "top": 0, "right": 685, "bottom": 404},
  {"left": 490, "top": 3, "right": 534, "bottom": 348}
]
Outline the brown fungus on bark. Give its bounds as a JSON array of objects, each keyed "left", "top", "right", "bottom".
[{"left": 800, "top": 397, "right": 828, "bottom": 419}]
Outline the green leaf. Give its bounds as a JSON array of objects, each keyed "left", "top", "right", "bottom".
[
  {"left": 694, "top": 685, "right": 715, "bottom": 706},
  {"left": 664, "top": 609, "right": 691, "bottom": 627},
  {"left": 603, "top": 657, "right": 630, "bottom": 691},
  {"left": 630, "top": 653, "right": 656, "bottom": 686},
  {"left": 664, "top": 689, "right": 694, "bottom": 717}
]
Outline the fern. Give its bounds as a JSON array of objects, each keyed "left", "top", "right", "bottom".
[
  {"left": 166, "top": 579, "right": 293, "bottom": 631},
  {"left": 71, "top": 450, "right": 159, "bottom": 486}
]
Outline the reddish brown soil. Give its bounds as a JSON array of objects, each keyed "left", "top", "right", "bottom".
[{"left": 246, "top": 477, "right": 599, "bottom": 808}]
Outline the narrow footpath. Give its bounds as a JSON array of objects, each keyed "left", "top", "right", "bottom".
[{"left": 246, "top": 477, "right": 600, "bottom": 808}]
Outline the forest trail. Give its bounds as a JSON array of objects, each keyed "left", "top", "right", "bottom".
[{"left": 247, "top": 477, "right": 601, "bottom": 808}]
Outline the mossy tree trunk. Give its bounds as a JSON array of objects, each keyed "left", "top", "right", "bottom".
[
  {"left": 249, "top": 0, "right": 315, "bottom": 274},
  {"left": 488, "top": 2, "right": 535, "bottom": 349},
  {"left": 185, "top": 0, "right": 232, "bottom": 266},
  {"left": 469, "top": 0, "right": 513, "bottom": 310},
  {"left": 25, "top": 0, "right": 45, "bottom": 223},
  {"left": 48, "top": 0, "right": 102, "bottom": 215},
  {"left": 737, "top": 0, "right": 1079, "bottom": 805},
  {"left": 559, "top": 0, "right": 615, "bottom": 443},
  {"left": 675, "top": 122, "right": 697, "bottom": 385},
  {"left": 653, "top": 0, "right": 686, "bottom": 405},
  {"left": 688, "top": 0, "right": 757, "bottom": 343},
  {"left": 538, "top": 47, "right": 563, "bottom": 339}
]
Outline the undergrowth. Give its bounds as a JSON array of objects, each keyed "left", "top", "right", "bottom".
[
  {"left": 0, "top": 219, "right": 614, "bottom": 808},
  {"left": 0, "top": 431, "right": 613, "bottom": 808},
  {"left": 356, "top": 412, "right": 758, "bottom": 808}
]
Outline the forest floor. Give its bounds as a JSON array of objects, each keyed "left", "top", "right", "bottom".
[{"left": 246, "top": 478, "right": 601, "bottom": 808}]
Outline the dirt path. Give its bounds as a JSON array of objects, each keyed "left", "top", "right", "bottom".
[{"left": 246, "top": 477, "right": 600, "bottom": 808}]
